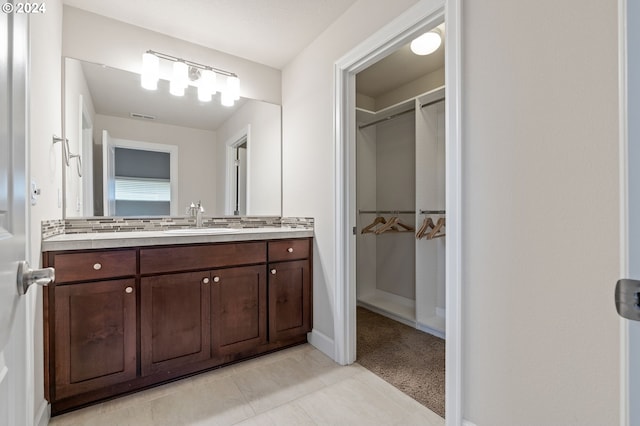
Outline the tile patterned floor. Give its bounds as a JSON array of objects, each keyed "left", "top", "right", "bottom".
[{"left": 48, "top": 344, "right": 444, "bottom": 426}]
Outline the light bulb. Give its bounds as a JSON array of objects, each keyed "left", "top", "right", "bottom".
[
  {"left": 171, "top": 61, "right": 188, "bottom": 90},
  {"left": 410, "top": 31, "right": 441, "bottom": 56},
  {"left": 226, "top": 76, "right": 240, "bottom": 101},
  {"left": 198, "top": 69, "right": 216, "bottom": 102},
  {"left": 221, "top": 90, "right": 234, "bottom": 107},
  {"left": 141, "top": 52, "right": 159, "bottom": 90},
  {"left": 170, "top": 78, "right": 185, "bottom": 96}
]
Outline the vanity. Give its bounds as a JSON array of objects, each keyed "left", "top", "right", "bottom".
[
  {"left": 51, "top": 7, "right": 298, "bottom": 414},
  {"left": 41, "top": 225, "right": 313, "bottom": 415}
]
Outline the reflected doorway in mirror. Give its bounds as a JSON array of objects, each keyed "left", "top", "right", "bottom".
[{"left": 226, "top": 128, "right": 249, "bottom": 216}]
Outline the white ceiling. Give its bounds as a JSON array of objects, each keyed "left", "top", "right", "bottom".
[
  {"left": 64, "top": 0, "right": 444, "bottom": 122},
  {"left": 62, "top": 0, "right": 359, "bottom": 69},
  {"left": 356, "top": 35, "right": 445, "bottom": 99}
]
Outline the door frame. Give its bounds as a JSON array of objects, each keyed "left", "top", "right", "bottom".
[
  {"left": 333, "top": 0, "right": 462, "bottom": 424},
  {"left": 619, "top": 0, "right": 638, "bottom": 424},
  {"left": 224, "top": 126, "right": 251, "bottom": 215},
  {"left": 79, "top": 94, "right": 93, "bottom": 216}
]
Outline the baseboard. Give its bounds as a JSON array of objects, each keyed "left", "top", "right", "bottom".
[
  {"left": 463, "top": 420, "right": 478, "bottom": 426},
  {"left": 357, "top": 300, "right": 416, "bottom": 328},
  {"left": 35, "top": 401, "right": 49, "bottom": 426},
  {"left": 416, "top": 321, "right": 446, "bottom": 339},
  {"left": 307, "top": 329, "right": 334, "bottom": 360}
]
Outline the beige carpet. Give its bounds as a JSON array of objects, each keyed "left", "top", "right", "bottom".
[{"left": 356, "top": 306, "right": 445, "bottom": 417}]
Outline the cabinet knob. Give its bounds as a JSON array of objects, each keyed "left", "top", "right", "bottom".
[
  {"left": 125, "top": 286, "right": 133, "bottom": 294},
  {"left": 287, "top": 247, "right": 294, "bottom": 253},
  {"left": 271, "top": 269, "right": 277, "bottom": 275},
  {"left": 202, "top": 277, "right": 210, "bottom": 284},
  {"left": 213, "top": 276, "right": 220, "bottom": 283},
  {"left": 93, "top": 263, "right": 102, "bottom": 270}
]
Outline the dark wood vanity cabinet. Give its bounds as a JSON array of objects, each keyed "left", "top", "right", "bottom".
[
  {"left": 140, "top": 271, "right": 211, "bottom": 376},
  {"left": 43, "top": 237, "right": 312, "bottom": 415},
  {"left": 53, "top": 278, "right": 137, "bottom": 400},
  {"left": 211, "top": 265, "right": 267, "bottom": 356},
  {"left": 267, "top": 240, "right": 312, "bottom": 342},
  {"left": 44, "top": 249, "right": 138, "bottom": 401},
  {"left": 268, "top": 260, "right": 311, "bottom": 342}
]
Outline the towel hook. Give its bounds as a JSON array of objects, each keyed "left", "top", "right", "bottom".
[
  {"left": 69, "top": 153, "right": 82, "bottom": 177},
  {"left": 52, "top": 135, "right": 70, "bottom": 166}
]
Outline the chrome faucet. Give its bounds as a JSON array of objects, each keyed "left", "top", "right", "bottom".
[{"left": 187, "top": 201, "right": 204, "bottom": 227}]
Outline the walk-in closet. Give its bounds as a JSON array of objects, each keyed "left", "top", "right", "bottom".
[
  {"left": 356, "top": 87, "right": 445, "bottom": 337},
  {"left": 354, "top": 22, "right": 446, "bottom": 418}
]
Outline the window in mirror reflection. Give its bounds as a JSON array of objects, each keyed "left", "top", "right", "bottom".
[{"left": 113, "top": 147, "right": 171, "bottom": 216}]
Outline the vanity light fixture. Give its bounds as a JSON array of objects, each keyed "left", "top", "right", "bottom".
[
  {"left": 140, "top": 50, "right": 240, "bottom": 106},
  {"left": 410, "top": 29, "right": 442, "bottom": 56},
  {"left": 141, "top": 52, "right": 159, "bottom": 90}
]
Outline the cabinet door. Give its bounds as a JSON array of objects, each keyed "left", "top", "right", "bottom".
[
  {"left": 268, "top": 260, "right": 311, "bottom": 342},
  {"left": 141, "top": 272, "right": 211, "bottom": 376},
  {"left": 211, "top": 265, "right": 267, "bottom": 356},
  {"left": 54, "top": 279, "right": 137, "bottom": 400}
]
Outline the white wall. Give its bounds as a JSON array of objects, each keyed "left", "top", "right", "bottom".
[
  {"left": 282, "top": 0, "right": 420, "bottom": 358},
  {"left": 375, "top": 114, "right": 415, "bottom": 299},
  {"left": 356, "top": 126, "right": 377, "bottom": 300},
  {"left": 376, "top": 66, "right": 444, "bottom": 110},
  {"left": 415, "top": 98, "right": 445, "bottom": 330},
  {"left": 462, "top": 1, "right": 620, "bottom": 424},
  {"left": 62, "top": 6, "right": 281, "bottom": 105},
  {"left": 283, "top": 0, "right": 621, "bottom": 424},
  {"left": 216, "top": 100, "right": 282, "bottom": 216},
  {"left": 94, "top": 114, "right": 217, "bottom": 214},
  {"left": 28, "top": 1, "right": 63, "bottom": 425}
]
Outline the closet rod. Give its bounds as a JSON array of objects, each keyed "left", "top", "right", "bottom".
[
  {"left": 359, "top": 209, "right": 416, "bottom": 214},
  {"left": 419, "top": 209, "right": 446, "bottom": 214},
  {"left": 358, "top": 108, "right": 415, "bottom": 130},
  {"left": 420, "top": 97, "right": 445, "bottom": 109}
]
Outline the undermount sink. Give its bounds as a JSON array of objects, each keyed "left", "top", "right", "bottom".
[{"left": 163, "top": 228, "right": 239, "bottom": 235}]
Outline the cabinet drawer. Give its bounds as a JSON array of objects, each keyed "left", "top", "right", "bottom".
[
  {"left": 53, "top": 250, "right": 136, "bottom": 283},
  {"left": 140, "top": 242, "right": 266, "bottom": 274},
  {"left": 268, "top": 239, "right": 309, "bottom": 262}
]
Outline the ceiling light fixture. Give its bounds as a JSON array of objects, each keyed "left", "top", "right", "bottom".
[
  {"left": 410, "top": 29, "right": 442, "bottom": 56},
  {"left": 140, "top": 50, "right": 240, "bottom": 107},
  {"left": 141, "top": 52, "right": 159, "bottom": 90}
]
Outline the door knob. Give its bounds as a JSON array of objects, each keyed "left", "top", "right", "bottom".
[
  {"left": 615, "top": 279, "right": 640, "bottom": 321},
  {"left": 17, "top": 261, "right": 55, "bottom": 295}
]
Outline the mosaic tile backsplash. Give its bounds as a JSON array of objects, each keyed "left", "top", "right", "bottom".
[{"left": 42, "top": 217, "right": 314, "bottom": 237}]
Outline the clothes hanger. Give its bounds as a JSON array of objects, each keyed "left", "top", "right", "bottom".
[
  {"left": 416, "top": 217, "right": 435, "bottom": 239},
  {"left": 361, "top": 216, "right": 386, "bottom": 234},
  {"left": 395, "top": 220, "right": 415, "bottom": 232},
  {"left": 427, "top": 217, "right": 446, "bottom": 240},
  {"left": 373, "top": 216, "right": 415, "bottom": 234},
  {"left": 374, "top": 216, "right": 399, "bottom": 234}
]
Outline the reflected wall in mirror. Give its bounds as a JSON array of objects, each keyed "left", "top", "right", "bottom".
[{"left": 63, "top": 57, "right": 282, "bottom": 218}]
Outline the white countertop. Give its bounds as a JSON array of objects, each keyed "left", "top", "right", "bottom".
[{"left": 42, "top": 227, "right": 314, "bottom": 251}]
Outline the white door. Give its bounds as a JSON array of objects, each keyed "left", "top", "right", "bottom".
[
  {"left": 0, "top": 11, "right": 30, "bottom": 426},
  {"left": 102, "top": 129, "right": 116, "bottom": 215},
  {"left": 623, "top": 0, "right": 640, "bottom": 424}
]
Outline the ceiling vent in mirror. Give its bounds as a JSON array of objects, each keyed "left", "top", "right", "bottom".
[
  {"left": 130, "top": 112, "right": 156, "bottom": 120},
  {"left": 140, "top": 50, "right": 240, "bottom": 107}
]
